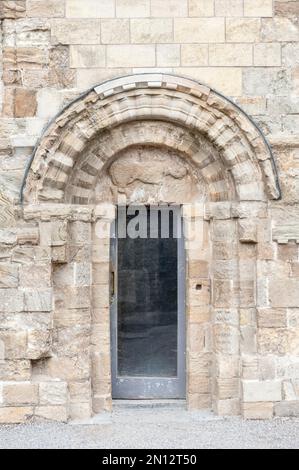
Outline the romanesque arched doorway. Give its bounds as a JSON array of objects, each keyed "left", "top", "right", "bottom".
[{"left": 21, "top": 74, "right": 280, "bottom": 419}]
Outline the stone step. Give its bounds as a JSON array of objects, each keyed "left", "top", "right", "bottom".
[{"left": 112, "top": 399, "right": 186, "bottom": 410}]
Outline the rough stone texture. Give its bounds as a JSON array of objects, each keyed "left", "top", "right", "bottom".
[{"left": 0, "top": 0, "right": 298, "bottom": 425}]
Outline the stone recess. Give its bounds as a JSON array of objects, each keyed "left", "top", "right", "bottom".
[{"left": 0, "top": 0, "right": 298, "bottom": 425}]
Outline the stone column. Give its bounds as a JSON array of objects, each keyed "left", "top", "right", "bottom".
[{"left": 91, "top": 203, "right": 116, "bottom": 413}]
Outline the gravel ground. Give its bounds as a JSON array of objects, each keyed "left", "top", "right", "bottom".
[{"left": 0, "top": 407, "right": 299, "bottom": 449}]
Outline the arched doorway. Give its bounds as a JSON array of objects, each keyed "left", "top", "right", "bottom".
[{"left": 21, "top": 74, "right": 280, "bottom": 419}]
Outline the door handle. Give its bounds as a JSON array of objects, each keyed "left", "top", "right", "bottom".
[{"left": 110, "top": 268, "right": 116, "bottom": 303}]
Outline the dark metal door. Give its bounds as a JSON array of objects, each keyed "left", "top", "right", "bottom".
[{"left": 110, "top": 206, "right": 186, "bottom": 399}]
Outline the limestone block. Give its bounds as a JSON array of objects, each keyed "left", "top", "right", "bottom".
[
  {"left": 27, "top": 329, "right": 52, "bottom": 359},
  {"left": 54, "top": 326, "right": 91, "bottom": 357},
  {"left": 4, "top": 18, "right": 51, "bottom": 47},
  {"left": 215, "top": 0, "right": 243, "bottom": 17},
  {"left": 258, "top": 327, "right": 298, "bottom": 355},
  {"left": 51, "top": 19, "right": 101, "bottom": 45},
  {"left": 274, "top": 401, "right": 299, "bottom": 417},
  {"left": 187, "top": 393, "right": 211, "bottom": 410},
  {"left": 107, "top": 45, "right": 155, "bottom": 67},
  {"left": 24, "top": 289, "right": 52, "bottom": 312},
  {"left": 69, "top": 221, "right": 90, "bottom": 245},
  {"left": 188, "top": 374, "right": 210, "bottom": 394},
  {"left": 254, "top": 43, "right": 281, "bottom": 67},
  {"left": 27, "top": 0, "right": 64, "bottom": 17},
  {"left": 0, "top": 1, "right": 25, "bottom": 19},
  {"left": 257, "top": 308, "right": 287, "bottom": 328},
  {"left": 243, "top": 402, "right": 273, "bottom": 419},
  {"left": 262, "top": 17, "right": 299, "bottom": 42},
  {"left": 216, "top": 378, "right": 240, "bottom": 399},
  {"left": 269, "top": 278, "right": 299, "bottom": 307},
  {"left": 0, "top": 288, "right": 23, "bottom": 312},
  {"left": 116, "top": 0, "right": 150, "bottom": 17},
  {"left": 188, "top": 260, "right": 209, "bottom": 279},
  {"left": 213, "top": 309, "right": 238, "bottom": 326},
  {"left": 92, "top": 262, "right": 110, "bottom": 285},
  {"left": 188, "top": 0, "right": 214, "bottom": 16},
  {"left": 131, "top": 19, "right": 173, "bottom": 43},
  {"left": 215, "top": 398, "right": 240, "bottom": 416},
  {"left": 19, "top": 264, "right": 51, "bottom": 288},
  {"left": 69, "top": 402, "right": 92, "bottom": 420},
  {"left": 35, "top": 405, "right": 68, "bottom": 422},
  {"left": 187, "top": 280, "right": 210, "bottom": 307},
  {"left": 151, "top": 0, "right": 187, "bottom": 16},
  {"left": 0, "top": 360, "right": 31, "bottom": 381},
  {"left": 92, "top": 285, "right": 110, "bottom": 309},
  {"left": 92, "top": 394, "right": 112, "bottom": 413},
  {"left": 157, "top": 44, "right": 180, "bottom": 67},
  {"left": 282, "top": 43, "right": 299, "bottom": 67},
  {"left": 174, "top": 18, "right": 225, "bottom": 43},
  {"left": 282, "top": 380, "right": 297, "bottom": 401},
  {"left": 0, "top": 331, "right": 27, "bottom": 359},
  {"left": 0, "top": 406, "right": 32, "bottom": 424},
  {"left": 53, "top": 308, "right": 91, "bottom": 328},
  {"left": 181, "top": 45, "right": 208, "bottom": 66},
  {"left": 242, "top": 380, "right": 282, "bottom": 402},
  {"left": 242, "top": 355, "right": 259, "bottom": 380},
  {"left": 14, "top": 89, "right": 37, "bottom": 118},
  {"left": 101, "top": 19, "right": 130, "bottom": 44},
  {"left": 277, "top": 243, "right": 298, "bottom": 261},
  {"left": 226, "top": 18, "right": 261, "bottom": 43},
  {"left": 214, "top": 324, "right": 239, "bottom": 354},
  {"left": 36, "top": 88, "right": 63, "bottom": 119},
  {"left": 187, "top": 306, "right": 210, "bottom": 324},
  {"left": 240, "top": 326, "right": 257, "bottom": 354},
  {"left": 70, "top": 45, "right": 106, "bottom": 68},
  {"left": 275, "top": 1, "right": 299, "bottom": 17},
  {"left": 243, "top": 68, "right": 291, "bottom": 96},
  {"left": 259, "top": 357, "right": 276, "bottom": 381},
  {"left": 53, "top": 264, "right": 74, "bottom": 287},
  {"left": 0, "top": 263, "right": 18, "bottom": 288},
  {"left": 39, "top": 381, "right": 68, "bottom": 405},
  {"left": 3, "top": 382, "right": 38, "bottom": 405},
  {"left": 236, "top": 97, "right": 266, "bottom": 115},
  {"left": 66, "top": 0, "right": 114, "bottom": 17},
  {"left": 238, "top": 219, "right": 257, "bottom": 243},
  {"left": 55, "top": 286, "right": 90, "bottom": 309},
  {"left": 213, "top": 260, "right": 238, "bottom": 280},
  {"left": 215, "top": 355, "right": 240, "bottom": 378},
  {"left": 47, "top": 355, "right": 90, "bottom": 381},
  {"left": 244, "top": 0, "right": 273, "bottom": 17},
  {"left": 68, "top": 381, "right": 91, "bottom": 402},
  {"left": 212, "top": 279, "right": 238, "bottom": 308}
]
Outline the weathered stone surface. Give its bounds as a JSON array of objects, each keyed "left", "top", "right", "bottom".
[
  {"left": 24, "top": 289, "right": 52, "bottom": 312},
  {"left": 51, "top": 19, "right": 101, "bottom": 44},
  {"left": 243, "top": 402, "right": 273, "bottom": 419},
  {"left": 27, "top": 0, "right": 65, "bottom": 17},
  {"left": 257, "top": 308, "right": 287, "bottom": 328},
  {"left": 274, "top": 401, "right": 299, "bottom": 417},
  {"left": 14, "top": 89, "right": 37, "bottom": 118},
  {"left": 0, "top": 1, "right": 25, "bottom": 19},
  {"left": 3, "top": 382, "right": 38, "bottom": 405},
  {"left": 269, "top": 278, "right": 299, "bottom": 307},
  {"left": 35, "top": 405, "right": 68, "bottom": 422},
  {"left": 101, "top": 19, "right": 130, "bottom": 44},
  {"left": 39, "top": 381, "right": 68, "bottom": 405},
  {"left": 0, "top": 406, "right": 32, "bottom": 424},
  {"left": 242, "top": 380, "right": 282, "bottom": 402},
  {"left": 0, "top": 263, "right": 18, "bottom": 288},
  {"left": 174, "top": 18, "right": 225, "bottom": 43}
]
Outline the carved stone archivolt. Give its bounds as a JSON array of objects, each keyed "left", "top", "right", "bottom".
[{"left": 22, "top": 74, "right": 280, "bottom": 205}]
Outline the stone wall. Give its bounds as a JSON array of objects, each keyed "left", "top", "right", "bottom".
[{"left": 0, "top": 1, "right": 299, "bottom": 423}]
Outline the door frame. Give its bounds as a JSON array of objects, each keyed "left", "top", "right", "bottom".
[{"left": 110, "top": 205, "right": 186, "bottom": 399}]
